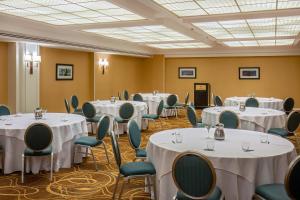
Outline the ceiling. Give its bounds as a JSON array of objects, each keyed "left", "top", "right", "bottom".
[{"left": 0, "top": 0, "right": 299, "bottom": 57}]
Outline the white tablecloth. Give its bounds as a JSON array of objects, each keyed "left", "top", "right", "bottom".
[
  {"left": 134, "top": 93, "right": 177, "bottom": 117},
  {"left": 90, "top": 100, "right": 148, "bottom": 134},
  {"left": 224, "top": 97, "right": 284, "bottom": 110},
  {"left": 0, "top": 113, "right": 88, "bottom": 174},
  {"left": 146, "top": 128, "right": 296, "bottom": 200},
  {"left": 202, "top": 106, "right": 286, "bottom": 132}
]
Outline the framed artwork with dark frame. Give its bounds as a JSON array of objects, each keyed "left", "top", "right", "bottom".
[
  {"left": 178, "top": 67, "right": 197, "bottom": 79},
  {"left": 56, "top": 64, "right": 73, "bottom": 80},
  {"left": 239, "top": 67, "right": 260, "bottom": 80}
]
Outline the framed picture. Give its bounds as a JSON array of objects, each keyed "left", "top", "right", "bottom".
[
  {"left": 239, "top": 67, "right": 260, "bottom": 80},
  {"left": 178, "top": 67, "right": 197, "bottom": 79},
  {"left": 56, "top": 64, "right": 73, "bottom": 80}
]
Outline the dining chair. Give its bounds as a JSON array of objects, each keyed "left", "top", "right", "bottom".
[
  {"left": 118, "top": 92, "right": 122, "bottom": 100},
  {"left": 175, "top": 92, "right": 189, "bottom": 108},
  {"left": 128, "top": 119, "right": 146, "bottom": 161},
  {"left": 82, "top": 102, "right": 102, "bottom": 134},
  {"left": 186, "top": 106, "right": 205, "bottom": 128},
  {"left": 142, "top": 100, "right": 164, "bottom": 129},
  {"left": 268, "top": 111, "right": 300, "bottom": 147},
  {"left": 219, "top": 110, "right": 240, "bottom": 129},
  {"left": 74, "top": 115, "right": 110, "bottom": 171},
  {"left": 64, "top": 99, "right": 71, "bottom": 113},
  {"left": 133, "top": 93, "right": 144, "bottom": 102},
  {"left": 245, "top": 97, "right": 259, "bottom": 107},
  {"left": 0, "top": 105, "right": 10, "bottom": 116},
  {"left": 254, "top": 155, "right": 300, "bottom": 200},
  {"left": 110, "top": 131, "right": 157, "bottom": 200},
  {"left": 123, "top": 90, "right": 129, "bottom": 101},
  {"left": 22, "top": 123, "right": 53, "bottom": 183},
  {"left": 163, "top": 94, "right": 178, "bottom": 118},
  {"left": 71, "top": 95, "right": 82, "bottom": 112},
  {"left": 283, "top": 97, "right": 295, "bottom": 115},
  {"left": 172, "top": 152, "right": 223, "bottom": 200},
  {"left": 114, "top": 103, "right": 134, "bottom": 135},
  {"left": 213, "top": 96, "right": 223, "bottom": 107}
]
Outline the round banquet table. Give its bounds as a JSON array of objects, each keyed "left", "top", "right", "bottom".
[
  {"left": 224, "top": 97, "right": 284, "bottom": 110},
  {"left": 133, "top": 93, "right": 178, "bottom": 117},
  {"left": 146, "top": 128, "right": 296, "bottom": 200},
  {"left": 202, "top": 106, "right": 286, "bottom": 132},
  {"left": 90, "top": 100, "right": 148, "bottom": 134},
  {"left": 0, "top": 113, "right": 88, "bottom": 174}
]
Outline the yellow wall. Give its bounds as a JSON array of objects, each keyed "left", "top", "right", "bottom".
[
  {"left": 0, "top": 42, "right": 8, "bottom": 105},
  {"left": 94, "top": 53, "right": 146, "bottom": 99},
  {"left": 40, "top": 47, "right": 94, "bottom": 112},
  {"left": 165, "top": 56, "right": 300, "bottom": 107}
]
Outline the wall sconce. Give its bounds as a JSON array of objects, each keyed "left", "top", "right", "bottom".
[
  {"left": 98, "top": 58, "right": 109, "bottom": 74},
  {"left": 24, "top": 53, "right": 41, "bottom": 75}
]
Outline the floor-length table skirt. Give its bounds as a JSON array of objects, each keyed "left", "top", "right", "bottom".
[
  {"left": 202, "top": 106, "right": 286, "bottom": 132},
  {"left": 224, "top": 97, "right": 284, "bottom": 110},
  {"left": 90, "top": 100, "right": 148, "bottom": 135},
  {"left": 0, "top": 113, "right": 88, "bottom": 174},
  {"left": 146, "top": 128, "right": 296, "bottom": 200}
]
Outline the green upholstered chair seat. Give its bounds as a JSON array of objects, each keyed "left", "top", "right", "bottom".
[
  {"left": 24, "top": 146, "right": 52, "bottom": 156},
  {"left": 255, "top": 184, "right": 290, "bottom": 200},
  {"left": 136, "top": 148, "right": 147, "bottom": 157},
  {"left": 74, "top": 136, "right": 102, "bottom": 147},
  {"left": 115, "top": 116, "right": 129, "bottom": 123},
  {"left": 142, "top": 114, "right": 159, "bottom": 120},
  {"left": 176, "top": 187, "right": 222, "bottom": 200},
  {"left": 195, "top": 123, "right": 205, "bottom": 128},
  {"left": 268, "top": 128, "right": 288, "bottom": 137},
  {"left": 164, "top": 105, "right": 176, "bottom": 109},
  {"left": 120, "top": 161, "right": 156, "bottom": 177},
  {"left": 198, "top": 118, "right": 202, "bottom": 123},
  {"left": 175, "top": 103, "right": 185, "bottom": 107},
  {"left": 86, "top": 115, "right": 102, "bottom": 123}
]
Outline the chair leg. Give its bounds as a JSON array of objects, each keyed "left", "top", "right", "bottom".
[
  {"left": 103, "top": 142, "right": 110, "bottom": 164},
  {"left": 113, "top": 174, "right": 121, "bottom": 200},
  {"left": 50, "top": 153, "right": 53, "bottom": 181},
  {"left": 151, "top": 175, "right": 157, "bottom": 200},
  {"left": 118, "top": 178, "right": 126, "bottom": 200},
  {"left": 21, "top": 154, "right": 25, "bottom": 183},
  {"left": 73, "top": 144, "right": 77, "bottom": 165},
  {"left": 159, "top": 119, "right": 163, "bottom": 129},
  {"left": 90, "top": 148, "right": 98, "bottom": 171},
  {"left": 146, "top": 176, "right": 152, "bottom": 197},
  {"left": 85, "top": 146, "right": 88, "bottom": 157},
  {"left": 91, "top": 123, "right": 94, "bottom": 134}
]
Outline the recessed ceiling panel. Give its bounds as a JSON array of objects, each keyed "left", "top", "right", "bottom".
[
  {"left": 0, "top": 0, "right": 144, "bottom": 25},
  {"left": 83, "top": 25, "right": 193, "bottom": 43},
  {"left": 147, "top": 42, "right": 211, "bottom": 49},
  {"left": 224, "top": 39, "right": 295, "bottom": 47}
]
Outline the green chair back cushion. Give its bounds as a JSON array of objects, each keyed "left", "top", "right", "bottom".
[
  {"left": 284, "top": 97, "right": 294, "bottom": 113},
  {"left": 119, "top": 103, "right": 134, "bottom": 120},
  {"left": 64, "top": 99, "right": 70, "bottom": 113},
  {"left": 173, "top": 153, "right": 215, "bottom": 198},
  {"left": 71, "top": 95, "right": 79, "bottom": 109},
  {"left": 133, "top": 93, "right": 143, "bottom": 102},
  {"left": 167, "top": 94, "right": 177, "bottom": 107},
  {"left": 214, "top": 96, "right": 223, "bottom": 106},
  {"left": 82, "top": 102, "right": 96, "bottom": 118},
  {"left": 219, "top": 111, "right": 239, "bottom": 129},
  {"left": 187, "top": 106, "right": 197, "bottom": 127},
  {"left": 157, "top": 100, "right": 164, "bottom": 116},
  {"left": 286, "top": 156, "right": 300, "bottom": 199},
  {"left": 0, "top": 105, "right": 10, "bottom": 116},
  {"left": 123, "top": 90, "right": 129, "bottom": 100},
  {"left": 25, "top": 123, "right": 53, "bottom": 151},
  {"left": 128, "top": 120, "right": 141, "bottom": 149},
  {"left": 97, "top": 116, "right": 110, "bottom": 140},
  {"left": 287, "top": 111, "right": 300, "bottom": 133},
  {"left": 245, "top": 97, "right": 259, "bottom": 107},
  {"left": 110, "top": 133, "right": 122, "bottom": 168}
]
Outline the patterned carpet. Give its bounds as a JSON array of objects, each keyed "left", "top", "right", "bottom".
[{"left": 0, "top": 110, "right": 299, "bottom": 200}]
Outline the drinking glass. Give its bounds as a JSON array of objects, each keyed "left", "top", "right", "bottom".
[
  {"left": 206, "top": 140, "right": 215, "bottom": 151},
  {"left": 260, "top": 134, "right": 269, "bottom": 143},
  {"left": 205, "top": 124, "right": 211, "bottom": 139},
  {"left": 241, "top": 142, "right": 250, "bottom": 152},
  {"left": 175, "top": 132, "right": 183, "bottom": 143}
]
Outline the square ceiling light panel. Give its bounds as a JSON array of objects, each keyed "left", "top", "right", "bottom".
[
  {"left": 147, "top": 42, "right": 211, "bottom": 49},
  {"left": 83, "top": 25, "right": 193, "bottom": 43},
  {"left": 153, "top": 0, "right": 300, "bottom": 17},
  {"left": 224, "top": 39, "right": 295, "bottom": 46},
  {"left": 0, "top": 0, "right": 144, "bottom": 25}
]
